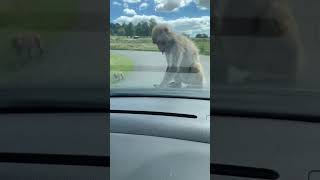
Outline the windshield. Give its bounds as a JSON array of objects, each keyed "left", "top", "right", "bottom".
[
  {"left": 109, "top": 0, "right": 210, "bottom": 99},
  {"left": 0, "top": 0, "right": 107, "bottom": 108},
  {"left": 213, "top": 0, "right": 320, "bottom": 117}
]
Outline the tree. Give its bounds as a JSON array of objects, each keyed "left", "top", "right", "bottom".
[
  {"left": 196, "top": 33, "right": 209, "bottom": 38},
  {"left": 117, "top": 27, "right": 126, "bottom": 36},
  {"left": 110, "top": 23, "right": 117, "bottom": 35},
  {"left": 122, "top": 23, "right": 128, "bottom": 35},
  {"left": 113, "top": 23, "right": 122, "bottom": 35},
  {"left": 182, "top": 33, "right": 190, "bottom": 38},
  {"left": 149, "top": 18, "right": 157, "bottom": 35},
  {"left": 135, "top": 23, "right": 143, "bottom": 36},
  {"left": 125, "top": 22, "right": 134, "bottom": 36},
  {"left": 141, "top": 22, "right": 150, "bottom": 36}
]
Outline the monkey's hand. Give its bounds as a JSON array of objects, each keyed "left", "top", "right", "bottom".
[
  {"left": 154, "top": 84, "right": 167, "bottom": 88},
  {"left": 168, "top": 81, "right": 182, "bottom": 88}
]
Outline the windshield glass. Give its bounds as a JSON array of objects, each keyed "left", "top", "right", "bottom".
[
  {"left": 214, "top": 0, "right": 320, "bottom": 116},
  {"left": 0, "top": 0, "right": 106, "bottom": 108},
  {"left": 110, "top": 0, "right": 210, "bottom": 99}
]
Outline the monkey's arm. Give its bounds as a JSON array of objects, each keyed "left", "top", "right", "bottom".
[{"left": 156, "top": 52, "right": 182, "bottom": 88}]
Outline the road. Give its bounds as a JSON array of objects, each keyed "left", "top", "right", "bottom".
[{"left": 111, "top": 50, "right": 210, "bottom": 89}]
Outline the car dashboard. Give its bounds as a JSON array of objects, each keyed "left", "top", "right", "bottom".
[
  {"left": 212, "top": 115, "right": 320, "bottom": 180},
  {"left": 110, "top": 96, "right": 210, "bottom": 180},
  {"left": 0, "top": 113, "right": 108, "bottom": 180}
]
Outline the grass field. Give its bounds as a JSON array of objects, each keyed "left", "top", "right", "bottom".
[
  {"left": 110, "top": 36, "right": 210, "bottom": 56},
  {"left": 110, "top": 54, "right": 134, "bottom": 84},
  {"left": 0, "top": 0, "right": 78, "bottom": 74}
]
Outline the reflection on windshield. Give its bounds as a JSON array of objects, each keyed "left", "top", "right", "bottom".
[
  {"left": 213, "top": 0, "right": 320, "bottom": 116},
  {"left": 0, "top": 0, "right": 106, "bottom": 105},
  {"left": 213, "top": 0, "right": 318, "bottom": 90},
  {"left": 110, "top": 0, "right": 210, "bottom": 98}
]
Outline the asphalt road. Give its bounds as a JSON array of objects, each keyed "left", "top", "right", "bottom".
[{"left": 111, "top": 50, "right": 210, "bottom": 89}]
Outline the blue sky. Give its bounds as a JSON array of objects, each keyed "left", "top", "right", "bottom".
[{"left": 110, "top": 0, "right": 210, "bottom": 37}]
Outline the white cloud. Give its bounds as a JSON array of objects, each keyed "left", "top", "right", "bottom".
[
  {"left": 113, "top": 15, "right": 210, "bottom": 37},
  {"left": 139, "top": 2, "right": 149, "bottom": 10},
  {"left": 154, "top": 0, "right": 209, "bottom": 12},
  {"left": 123, "top": 8, "right": 137, "bottom": 16},
  {"left": 113, "top": 1, "right": 122, "bottom": 6},
  {"left": 198, "top": 6, "right": 207, "bottom": 10},
  {"left": 154, "top": 0, "right": 192, "bottom": 12},
  {"left": 166, "top": 16, "right": 210, "bottom": 37},
  {"left": 194, "top": 0, "right": 210, "bottom": 9},
  {"left": 123, "top": 0, "right": 141, "bottom": 3},
  {"left": 113, "top": 15, "right": 164, "bottom": 25},
  {"left": 123, "top": 3, "right": 129, "bottom": 8}
]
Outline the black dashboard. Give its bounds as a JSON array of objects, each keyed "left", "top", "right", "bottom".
[
  {"left": 110, "top": 97, "right": 210, "bottom": 180},
  {"left": 0, "top": 113, "right": 108, "bottom": 180},
  {"left": 212, "top": 115, "right": 320, "bottom": 180}
]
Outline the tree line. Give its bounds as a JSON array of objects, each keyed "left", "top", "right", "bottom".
[
  {"left": 110, "top": 18, "right": 209, "bottom": 38},
  {"left": 110, "top": 19, "right": 157, "bottom": 37}
]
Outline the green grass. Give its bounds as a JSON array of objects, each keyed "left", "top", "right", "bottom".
[
  {"left": 111, "top": 36, "right": 158, "bottom": 52},
  {"left": 110, "top": 54, "right": 134, "bottom": 84},
  {"left": 0, "top": 0, "right": 78, "bottom": 75},
  {"left": 192, "top": 38, "right": 211, "bottom": 56},
  {"left": 110, "top": 36, "right": 210, "bottom": 56}
]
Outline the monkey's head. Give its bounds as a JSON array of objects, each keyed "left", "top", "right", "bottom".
[{"left": 152, "top": 24, "right": 175, "bottom": 54}]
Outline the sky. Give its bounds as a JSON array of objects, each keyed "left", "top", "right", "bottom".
[{"left": 110, "top": 0, "right": 210, "bottom": 37}]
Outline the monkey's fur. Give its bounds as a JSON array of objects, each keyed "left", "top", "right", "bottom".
[
  {"left": 152, "top": 24, "right": 205, "bottom": 88},
  {"left": 213, "top": 0, "right": 303, "bottom": 85},
  {"left": 12, "top": 32, "right": 44, "bottom": 59}
]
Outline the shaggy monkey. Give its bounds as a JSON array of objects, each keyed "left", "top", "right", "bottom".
[
  {"left": 152, "top": 24, "right": 205, "bottom": 88},
  {"left": 213, "top": 0, "right": 303, "bottom": 85},
  {"left": 12, "top": 32, "right": 44, "bottom": 59}
]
